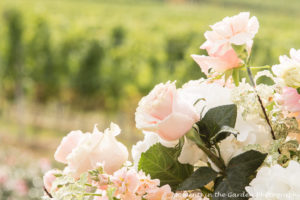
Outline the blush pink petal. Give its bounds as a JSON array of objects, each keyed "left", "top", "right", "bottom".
[
  {"left": 157, "top": 112, "right": 196, "bottom": 141},
  {"left": 173, "top": 95, "right": 199, "bottom": 122},
  {"left": 230, "top": 32, "right": 253, "bottom": 45},
  {"left": 43, "top": 170, "right": 58, "bottom": 192},
  {"left": 281, "top": 87, "right": 300, "bottom": 118},
  {"left": 54, "top": 130, "right": 84, "bottom": 164},
  {"left": 148, "top": 85, "right": 175, "bottom": 120},
  {"left": 231, "top": 12, "right": 249, "bottom": 33},
  {"left": 248, "top": 16, "right": 259, "bottom": 35},
  {"left": 212, "top": 21, "right": 232, "bottom": 38},
  {"left": 200, "top": 12, "right": 259, "bottom": 57},
  {"left": 191, "top": 51, "right": 240, "bottom": 75},
  {"left": 145, "top": 185, "right": 173, "bottom": 200},
  {"left": 135, "top": 82, "right": 199, "bottom": 141},
  {"left": 192, "top": 55, "right": 228, "bottom": 75}
]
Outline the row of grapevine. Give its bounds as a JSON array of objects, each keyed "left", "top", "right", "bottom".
[{"left": 0, "top": 5, "right": 299, "bottom": 112}]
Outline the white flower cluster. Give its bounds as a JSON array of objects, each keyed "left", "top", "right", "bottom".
[
  {"left": 273, "top": 48, "right": 300, "bottom": 89},
  {"left": 246, "top": 161, "right": 300, "bottom": 200}
]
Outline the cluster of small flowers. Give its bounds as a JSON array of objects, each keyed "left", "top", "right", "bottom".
[
  {"left": 44, "top": 164, "right": 208, "bottom": 200},
  {"left": 93, "top": 165, "right": 173, "bottom": 200},
  {"left": 42, "top": 122, "right": 207, "bottom": 200}
]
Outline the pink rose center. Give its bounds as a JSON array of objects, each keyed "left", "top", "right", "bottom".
[{"left": 145, "top": 87, "right": 174, "bottom": 121}]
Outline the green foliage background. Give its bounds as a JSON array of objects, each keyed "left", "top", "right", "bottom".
[{"left": 1, "top": 0, "right": 300, "bottom": 111}]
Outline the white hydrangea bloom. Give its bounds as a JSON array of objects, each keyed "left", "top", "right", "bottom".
[
  {"left": 178, "top": 137, "right": 207, "bottom": 165},
  {"left": 178, "top": 79, "right": 233, "bottom": 115},
  {"left": 179, "top": 80, "right": 272, "bottom": 164},
  {"left": 246, "top": 161, "right": 300, "bottom": 200},
  {"left": 180, "top": 80, "right": 272, "bottom": 145},
  {"left": 272, "top": 48, "right": 300, "bottom": 89}
]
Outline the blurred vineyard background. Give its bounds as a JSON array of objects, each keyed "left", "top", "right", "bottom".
[{"left": 0, "top": 0, "right": 300, "bottom": 199}]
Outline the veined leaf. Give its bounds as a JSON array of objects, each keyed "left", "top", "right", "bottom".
[
  {"left": 213, "top": 150, "right": 267, "bottom": 200},
  {"left": 177, "top": 167, "right": 218, "bottom": 191},
  {"left": 138, "top": 143, "right": 193, "bottom": 191},
  {"left": 196, "top": 104, "right": 237, "bottom": 146},
  {"left": 211, "top": 126, "right": 239, "bottom": 144},
  {"left": 232, "top": 44, "right": 248, "bottom": 61}
]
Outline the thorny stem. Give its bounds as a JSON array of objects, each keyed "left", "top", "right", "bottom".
[{"left": 246, "top": 66, "right": 281, "bottom": 153}]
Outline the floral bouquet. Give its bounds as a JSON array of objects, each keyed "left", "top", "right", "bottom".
[{"left": 42, "top": 12, "right": 300, "bottom": 200}]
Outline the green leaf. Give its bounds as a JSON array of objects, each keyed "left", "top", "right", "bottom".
[
  {"left": 232, "top": 68, "right": 240, "bottom": 86},
  {"left": 224, "top": 69, "right": 233, "bottom": 83},
  {"left": 213, "top": 175, "right": 249, "bottom": 200},
  {"left": 186, "top": 129, "right": 205, "bottom": 147},
  {"left": 138, "top": 143, "right": 193, "bottom": 191},
  {"left": 211, "top": 126, "right": 239, "bottom": 144},
  {"left": 226, "top": 150, "right": 267, "bottom": 177},
  {"left": 107, "top": 187, "right": 117, "bottom": 200},
  {"left": 256, "top": 75, "right": 275, "bottom": 86},
  {"left": 232, "top": 44, "right": 248, "bottom": 61},
  {"left": 196, "top": 104, "right": 237, "bottom": 146},
  {"left": 177, "top": 167, "right": 218, "bottom": 191},
  {"left": 213, "top": 150, "right": 267, "bottom": 200},
  {"left": 297, "top": 87, "right": 300, "bottom": 94}
]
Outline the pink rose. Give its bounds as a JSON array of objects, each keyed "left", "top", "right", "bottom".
[
  {"left": 54, "top": 124, "right": 128, "bottom": 178},
  {"left": 43, "top": 169, "right": 59, "bottom": 192},
  {"left": 135, "top": 81, "right": 199, "bottom": 141},
  {"left": 54, "top": 130, "right": 84, "bottom": 164},
  {"left": 192, "top": 12, "right": 259, "bottom": 75},
  {"left": 279, "top": 87, "right": 300, "bottom": 118},
  {"left": 192, "top": 48, "right": 241, "bottom": 75},
  {"left": 201, "top": 12, "right": 259, "bottom": 55},
  {"left": 66, "top": 123, "right": 128, "bottom": 177}
]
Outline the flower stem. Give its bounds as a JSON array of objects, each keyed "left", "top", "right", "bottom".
[
  {"left": 197, "top": 143, "right": 226, "bottom": 171},
  {"left": 246, "top": 66, "right": 278, "bottom": 142},
  {"left": 215, "top": 143, "right": 225, "bottom": 164},
  {"left": 187, "top": 129, "right": 226, "bottom": 171},
  {"left": 43, "top": 186, "right": 53, "bottom": 198}
]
